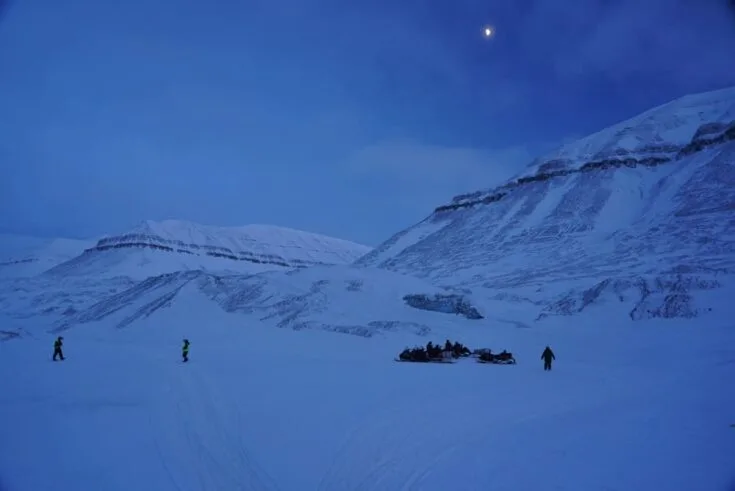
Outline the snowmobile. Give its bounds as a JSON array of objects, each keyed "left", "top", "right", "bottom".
[
  {"left": 476, "top": 350, "right": 516, "bottom": 364},
  {"left": 395, "top": 347, "right": 456, "bottom": 363}
]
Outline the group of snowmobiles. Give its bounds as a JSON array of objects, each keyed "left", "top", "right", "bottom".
[{"left": 396, "top": 340, "right": 516, "bottom": 365}]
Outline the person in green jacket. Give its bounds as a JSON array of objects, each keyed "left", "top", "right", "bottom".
[
  {"left": 541, "top": 345, "right": 555, "bottom": 371},
  {"left": 52, "top": 336, "right": 65, "bottom": 361},
  {"left": 182, "top": 339, "right": 190, "bottom": 362}
]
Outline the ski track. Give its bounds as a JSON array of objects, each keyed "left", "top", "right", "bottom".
[
  {"left": 315, "top": 361, "right": 674, "bottom": 491},
  {"left": 316, "top": 390, "right": 492, "bottom": 490},
  {"left": 148, "top": 358, "right": 280, "bottom": 491}
]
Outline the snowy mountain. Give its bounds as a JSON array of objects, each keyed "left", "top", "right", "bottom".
[
  {"left": 0, "top": 221, "right": 380, "bottom": 337},
  {"left": 357, "top": 86, "right": 735, "bottom": 321},
  {"left": 43, "top": 219, "right": 372, "bottom": 280},
  {"left": 4, "top": 87, "right": 735, "bottom": 337},
  {"left": 0, "top": 234, "right": 95, "bottom": 278}
]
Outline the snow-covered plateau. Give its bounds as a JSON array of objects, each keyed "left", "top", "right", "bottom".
[{"left": 1, "top": 86, "right": 735, "bottom": 491}]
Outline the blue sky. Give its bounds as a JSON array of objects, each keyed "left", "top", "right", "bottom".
[{"left": 1, "top": 0, "right": 734, "bottom": 245}]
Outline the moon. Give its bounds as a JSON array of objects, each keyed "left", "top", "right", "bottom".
[{"left": 483, "top": 26, "right": 494, "bottom": 38}]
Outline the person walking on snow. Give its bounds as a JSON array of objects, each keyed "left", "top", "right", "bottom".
[
  {"left": 541, "top": 345, "right": 555, "bottom": 371},
  {"left": 182, "top": 339, "right": 190, "bottom": 362},
  {"left": 52, "top": 336, "right": 65, "bottom": 361}
]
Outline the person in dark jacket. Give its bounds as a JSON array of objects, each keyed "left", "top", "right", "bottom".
[
  {"left": 182, "top": 339, "right": 190, "bottom": 362},
  {"left": 52, "top": 336, "right": 65, "bottom": 361},
  {"left": 541, "top": 345, "right": 555, "bottom": 370}
]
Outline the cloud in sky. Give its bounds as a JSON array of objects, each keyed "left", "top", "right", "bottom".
[{"left": 512, "top": 0, "right": 735, "bottom": 87}]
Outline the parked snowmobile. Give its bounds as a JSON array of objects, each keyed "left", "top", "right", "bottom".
[
  {"left": 395, "top": 345, "right": 455, "bottom": 363},
  {"left": 477, "top": 349, "right": 516, "bottom": 364}
]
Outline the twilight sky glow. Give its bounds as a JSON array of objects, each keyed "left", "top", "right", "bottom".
[{"left": 1, "top": 0, "right": 734, "bottom": 245}]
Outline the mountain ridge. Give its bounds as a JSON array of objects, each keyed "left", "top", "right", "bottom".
[
  {"left": 35, "top": 219, "right": 371, "bottom": 280},
  {"left": 356, "top": 86, "right": 735, "bottom": 322},
  {"left": 432, "top": 87, "right": 735, "bottom": 214}
]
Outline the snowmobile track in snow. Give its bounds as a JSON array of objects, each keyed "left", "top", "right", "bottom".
[
  {"left": 149, "top": 361, "right": 280, "bottom": 491},
  {"left": 315, "top": 392, "right": 500, "bottom": 491}
]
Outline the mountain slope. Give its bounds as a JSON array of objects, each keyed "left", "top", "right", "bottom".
[
  {"left": 10, "top": 265, "right": 487, "bottom": 338},
  {"left": 356, "top": 86, "right": 735, "bottom": 320},
  {"left": 518, "top": 85, "right": 735, "bottom": 176},
  {"left": 44, "top": 220, "right": 371, "bottom": 280},
  {"left": 0, "top": 234, "right": 95, "bottom": 278}
]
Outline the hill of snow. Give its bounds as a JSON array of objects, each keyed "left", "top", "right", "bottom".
[
  {"left": 0, "top": 234, "right": 95, "bottom": 278},
  {"left": 357, "top": 86, "right": 735, "bottom": 322},
  {"left": 1, "top": 265, "right": 495, "bottom": 340},
  {"left": 43, "top": 219, "right": 371, "bottom": 280}
]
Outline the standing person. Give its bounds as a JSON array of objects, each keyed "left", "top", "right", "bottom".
[
  {"left": 52, "top": 336, "right": 65, "bottom": 361},
  {"left": 182, "top": 339, "right": 190, "bottom": 363},
  {"left": 541, "top": 345, "right": 555, "bottom": 371}
]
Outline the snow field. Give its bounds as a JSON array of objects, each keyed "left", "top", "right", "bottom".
[{"left": 1, "top": 305, "right": 734, "bottom": 491}]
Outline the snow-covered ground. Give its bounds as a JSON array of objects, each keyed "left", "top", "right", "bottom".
[{"left": 1, "top": 288, "right": 734, "bottom": 491}]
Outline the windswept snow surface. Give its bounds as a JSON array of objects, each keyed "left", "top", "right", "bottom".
[{"left": 1, "top": 297, "right": 734, "bottom": 491}]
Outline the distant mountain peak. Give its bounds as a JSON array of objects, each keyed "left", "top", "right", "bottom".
[
  {"left": 42, "top": 219, "right": 371, "bottom": 280},
  {"left": 432, "top": 86, "right": 735, "bottom": 215},
  {"left": 524, "top": 85, "right": 735, "bottom": 175},
  {"left": 124, "top": 219, "right": 365, "bottom": 249}
]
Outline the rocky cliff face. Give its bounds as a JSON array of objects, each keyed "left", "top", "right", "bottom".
[
  {"left": 356, "top": 87, "right": 735, "bottom": 321},
  {"left": 87, "top": 232, "right": 315, "bottom": 269}
]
